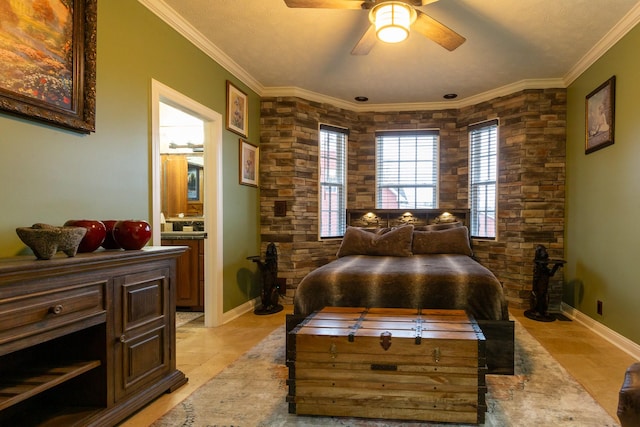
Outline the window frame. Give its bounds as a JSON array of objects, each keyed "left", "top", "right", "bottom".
[
  {"left": 375, "top": 129, "right": 440, "bottom": 209},
  {"left": 318, "top": 123, "right": 348, "bottom": 239},
  {"left": 468, "top": 119, "right": 499, "bottom": 240}
]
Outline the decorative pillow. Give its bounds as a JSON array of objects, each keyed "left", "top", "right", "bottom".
[
  {"left": 412, "top": 226, "right": 473, "bottom": 256},
  {"left": 337, "top": 225, "right": 414, "bottom": 258},
  {"left": 414, "top": 221, "right": 463, "bottom": 231}
]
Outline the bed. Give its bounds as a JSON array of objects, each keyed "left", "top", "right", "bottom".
[
  {"left": 286, "top": 209, "right": 514, "bottom": 374},
  {"left": 293, "top": 254, "right": 508, "bottom": 321}
]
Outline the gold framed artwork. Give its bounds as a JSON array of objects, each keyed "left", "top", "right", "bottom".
[
  {"left": 0, "top": 0, "right": 97, "bottom": 133},
  {"left": 585, "top": 76, "right": 615, "bottom": 154},
  {"left": 226, "top": 80, "right": 248, "bottom": 138},
  {"left": 239, "top": 139, "right": 258, "bottom": 187}
]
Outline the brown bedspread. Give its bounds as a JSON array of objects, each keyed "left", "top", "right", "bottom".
[{"left": 293, "top": 254, "right": 508, "bottom": 321}]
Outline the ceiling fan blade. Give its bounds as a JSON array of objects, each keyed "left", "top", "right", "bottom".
[
  {"left": 419, "top": 0, "right": 440, "bottom": 5},
  {"left": 351, "top": 25, "right": 377, "bottom": 55},
  {"left": 413, "top": 10, "right": 466, "bottom": 51},
  {"left": 284, "top": 0, "right": 364, "bottom": 9}
]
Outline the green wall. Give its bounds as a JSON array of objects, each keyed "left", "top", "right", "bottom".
[
  {"left": 0, "top": 0, "right": 261, "bottom": 312},
  {"left": 566, "top": 23, "right": 640, "bottom": 344}
]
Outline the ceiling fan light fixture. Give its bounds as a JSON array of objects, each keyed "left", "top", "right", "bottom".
[{"left": 370, "top": 2, "right": 416, "bottom": 44}]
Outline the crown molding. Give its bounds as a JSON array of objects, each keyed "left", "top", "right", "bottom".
[
  {"left": 262, "top": 78, "right": 566, "bottom": 112},
  {"left": 139, "top": 0, "right": 638, "bottom": 112},
  {"left": 564, "top": 1, "right": 640, "bottom": 86},
  {"left": 260, "top": 86, "right": 358, "bottom": 111},
  {"left": 137, "top": 0, "right": 264, "bottom": 95}
]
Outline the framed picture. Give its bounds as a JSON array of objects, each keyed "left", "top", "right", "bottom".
[
  {"left": 226, "top": 81, "right": 248, "bottom": 138},
  {"left": 239, "top": 139, "right": 258, "bottom": 187},
  {"left": 585, "top": 76, "right": 616, "bottom": 154},
  {"left": 0, "top": 0, "right": 97, "bottom": 133}
]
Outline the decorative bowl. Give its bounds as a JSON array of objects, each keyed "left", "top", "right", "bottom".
[
  {"left": 16, "top": 223, "right": 87, "bottom": 260},
  {"left": 64, "top": 219, "right": 106, "bottom": 253}
]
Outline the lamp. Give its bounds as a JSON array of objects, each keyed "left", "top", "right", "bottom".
[{"left": 370, "top": 1, "right": 416, "bottom": 44}]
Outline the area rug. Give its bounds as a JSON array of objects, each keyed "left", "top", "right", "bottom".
[{"left": 153, "top": 320, "right": 619, "bottom": 427}]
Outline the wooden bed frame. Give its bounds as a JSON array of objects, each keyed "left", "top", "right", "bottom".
[
  {"left": 285, "top": 208, "right": 514, "bottom": 375},
  {"left": 346, "top": 208, "right": 472, "bottom": 230}
]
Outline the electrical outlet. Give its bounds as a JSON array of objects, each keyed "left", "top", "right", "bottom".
[
  {"left": 597, "top": 300, "right": 603, "bottom": 315},
  {"left": 277, "top": 277, "right": 287, "bottom": 296}
]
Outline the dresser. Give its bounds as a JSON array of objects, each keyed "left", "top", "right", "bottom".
[{"left": 0, "top": 247, "right": 187, "bottom": 426}]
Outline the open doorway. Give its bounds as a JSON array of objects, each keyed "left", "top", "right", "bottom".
[{"left": 151, "top": 80, "right": 223, "bottom": 327}]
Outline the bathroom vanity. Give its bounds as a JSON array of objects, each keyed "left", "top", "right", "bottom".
[{"left": 161, "top": 230, "right": 205, "bottom": 310}]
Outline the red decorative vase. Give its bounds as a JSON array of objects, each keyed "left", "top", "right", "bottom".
[
  {"left": 113, "top": 220, "right": 152, "bottom": 250},
  {"left": 64, "top": 220, "right": 106, "bottom": 253},
  {"left": 101, "top": 220, "right": 121, "bottom": 249}
]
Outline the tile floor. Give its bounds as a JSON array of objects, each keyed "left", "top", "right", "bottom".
[
  {"left": 511, "top": 308, "right": 636, "bottom": 421},
  {"left": 119, "top": 305, "right": 636, "bottom": 426}
]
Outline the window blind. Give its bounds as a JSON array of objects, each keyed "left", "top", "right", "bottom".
[
  {"left": 319, "top": 124, "right": 348, "bottom": 238},
  {"left": 375, "top": 130, "right": 439, "bottom": 209},
  {"left": 469, "top": 119, "right": 498, "bottom": 239}
]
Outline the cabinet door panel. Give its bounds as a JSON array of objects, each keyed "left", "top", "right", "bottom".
[
  {"left": 162, "top": 154, "right": 188, "bottom": 217},
  {"left": 114, "top": 268, "right": 170, "bottom": 401},
  {"left": 162, "top": 239, "right": 200, "bottom": 308},
  {"left": 121, "top": 326, "right": 166, "bottom": 394}
]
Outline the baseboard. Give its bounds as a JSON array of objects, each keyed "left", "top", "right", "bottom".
[
  {"left": 222, "top": 296, "right": 261, "bottom": 324},
  {"left": 561, "top": 302, "right": 640, "bottom": 360}
]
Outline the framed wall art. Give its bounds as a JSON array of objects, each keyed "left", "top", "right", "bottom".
[
  {"left": 226, "top": 80, "right": 248, "bottom": 138},
  {"left": 585, "top": 76, "right": 615, "bottom": 154},
  {"left": 239, "top": 139, "right": 258, "bottom": 187},
  {"left": 0, "top": 0, "right": 97, "bottom": 133}
]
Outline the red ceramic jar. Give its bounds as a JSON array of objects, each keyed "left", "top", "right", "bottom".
[
  {"left": 113, "top": 220, "right": 152, "bottom": 250},
  {"left": 64, "top": 219, "right": 106, "bottom": 253},
  {"left": 101, "top": 220, "right": 121, "bottom": 249}
]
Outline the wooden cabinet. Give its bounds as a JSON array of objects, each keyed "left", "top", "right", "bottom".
[
  {"left": 0, "top": 247, "right": 187, "bottom": 426},
  {"left": 162, "top": 238, "right": 204, "bottom": 310},
  {"left": 161, "top": 154, "right": 188, "bottom": 217}
]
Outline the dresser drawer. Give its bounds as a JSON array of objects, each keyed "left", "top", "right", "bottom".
[{"left": 0, "top": 281, "right": 107, "bottom": 346}]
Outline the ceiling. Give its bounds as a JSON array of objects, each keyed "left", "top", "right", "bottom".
[{"left": 143, "top": 0, "right": 640, "bottom": 110}]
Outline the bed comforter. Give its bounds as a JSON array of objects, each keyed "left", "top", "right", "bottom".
[{"left": 293, "top": 254, "right": 509, "bottom": 321}]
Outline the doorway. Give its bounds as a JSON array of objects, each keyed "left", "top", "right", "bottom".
[{"left": 151, "top": 80, "right": 223, "bottom": 327}]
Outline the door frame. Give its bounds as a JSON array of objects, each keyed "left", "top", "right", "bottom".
[{"left": 151, "top": 79, "right": 223, "bottom": 327}]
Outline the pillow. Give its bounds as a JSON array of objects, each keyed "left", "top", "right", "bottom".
[
  {"left": 412, "top": 226, "right": 473, "bottom": 256},
  {"left": 337, "top": 225, "right": 414, "bottom": 258},
  {"left": 414, "top": 221, "right": 463, "bottom": 231}
]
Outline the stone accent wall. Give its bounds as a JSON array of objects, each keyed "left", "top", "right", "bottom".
[
  {"left": 260, "top": 89, "right": 566, "bottom": 310},
  {"left": 457, "top": 90, "right": 567, "bottom": 310}
]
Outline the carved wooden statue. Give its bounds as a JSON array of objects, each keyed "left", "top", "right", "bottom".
[
  {"left": 249, "top": 242, "right": 283, "bottom": 315},
  {"left": 524, "top": 244, "right": 565, "bottom": 322}
]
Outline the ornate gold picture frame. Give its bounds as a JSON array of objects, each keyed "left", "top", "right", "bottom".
[{"left": 0, "top": 0, "right": 97, "bottom": 133}]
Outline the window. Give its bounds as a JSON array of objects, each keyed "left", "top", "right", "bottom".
[
  {"left": 376, "top": 130, "right": 439, "bottom": 209},
  {"left": 319, "top": 124, "right": 348, "bottom": 238},
  {"left": 469, "top": 119, "right": 498, "bottom": 239}
]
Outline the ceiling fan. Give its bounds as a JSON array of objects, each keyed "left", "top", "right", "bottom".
[{"left": 283, "top": 0, "right": 466, "bottom": 55}]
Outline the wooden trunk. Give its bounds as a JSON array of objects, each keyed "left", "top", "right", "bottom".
[{"left": 287, "top": 307, "right": 487, "bottom": 424}]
